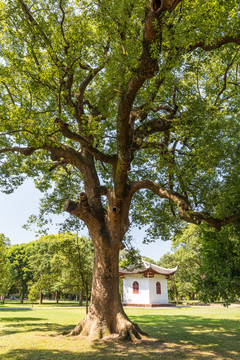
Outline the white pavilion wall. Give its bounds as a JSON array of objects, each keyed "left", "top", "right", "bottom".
[
  {"left": 123, "top": 274, "right": 169, "bottom": 305},
  {"left": 123, "top": 274, "right": 150, "bottom": 304},
  {"left": 149, "top": 274, "right": 168, "bottom": 304}
]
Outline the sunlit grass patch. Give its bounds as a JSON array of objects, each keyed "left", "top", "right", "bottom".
[{"left": 0, "top": 306, "right": 240, "bottom": 359}]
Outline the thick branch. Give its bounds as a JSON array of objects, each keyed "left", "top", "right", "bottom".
[
  {"left": 64, "top": 193, "right": 103, "bottom": 237},
  {"left": 115, "top": 3, "right": 167, "bottom": 197},
  {"left": 197, "top": 212, "right": 240, "bottom": 231},
  {"left": 2, "top": 82, "right": 15, "bottom": 105},
  {"left": 188, "top": 34, "right": 240, "bottom": 52},
  {"left": 214, "top": 50, "right": 239, "bottom": 106},
  {"left": 76, "top": 63, "right": 106, "bottom": 123},
  {"left": 134, "top": 117, "right": 173, "bottom": 139},
  {"left": 132, "top": 141, "right": 166, "bottom": 152},
  {"left": 130, "top": 179, "right": 200, "bottom": 224},
  {"left": 54, "top": 118, "right": 117, "bottom": 164},
  {"left": 130, "top": 180, "right": 240, "bottom": 230},
  {"left": 0, "top": 146, "right": 36, "bottom": 156},
  {"left": 0, "top": 143, "right": 84, "bottom": 171},
  {"left": 115, "top": 1, "right": 182, "bottom": 198},
  {"left": 59, "top": 0, "right": 70, "bottom": 54}
]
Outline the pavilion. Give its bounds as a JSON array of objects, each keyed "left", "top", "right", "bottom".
[{"left": 119, "top": 260, "right": 177, "bottom": 307}]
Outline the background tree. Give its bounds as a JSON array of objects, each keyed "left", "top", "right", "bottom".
[
  {"left": 197, "top": 222, "right": 240, "bottom": 306},
  {"left": 159, "top": 225, "right": 201, "bottom": 303},
  {"left": 0, "top": 0, "right": 240, "bottom": 340},
  {"left": 0, "top": 234, "right": 14, "bottom": 304},
  {"left": 28, "top": 235, "right": 59, "bottom": 304},
  {"left": 7, "top": 243, "right": 32, "bottom": 303},
  {"left": 57, "top": 233, "right": 93, "bottom": 312},
  {"left": 27, "top": 283, "right": 39, "bottom": 307},
  {"left": 158, "top": 252, "right": 179, "bottom": 303}
]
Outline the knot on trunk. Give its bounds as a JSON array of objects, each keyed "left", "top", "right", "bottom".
[
  {"left": 64, "top": 199, "right": 77, "bottom": 213},
  {"left": 80, "top": 192, "right": 90, "bottom": 211},
  {"left": 152, "top": 0, "right": 166, "bottom": 13},
  {"left": 64, "top": 193, "right": 91, "bottom": 218},
  {"left": 22, "top": 147, "right": 35, "bottom": 156},
  {"left": 112, "top": 206, "right": 120, "bottom": 215}
]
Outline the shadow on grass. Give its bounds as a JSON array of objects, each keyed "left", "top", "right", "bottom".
[
  {"left": 0, "top": 342, "right": 198, "bottom": 360},
  {"left": 1, "top": 301, "right": 82, "bottom": 308},
  {"left": 0, "top": 317, "right": 43, "bottom": 322},
  {"left": 2, "top": 313, "right": 240, "bottom": 360},
  {"left": 0, "top": 322, "right": 74, "bottom": 337},
  {"left": 129, "top": 314, "right": 240, "bottom": 359},
  {"left": 0, "top": 308, "right": 32, "bottom": 311},
  {"left": 0, "top": 315, "right": 74, "bottom": 337},
  {"left": 3, "top": 335, "right": 239, "bottom": 360}
]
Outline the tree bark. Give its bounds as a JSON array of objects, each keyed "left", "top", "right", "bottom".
[
  {"left": 39, "top": 289, "right": 43, "bottom": 304},
  {"left": 174, "top": 282, "right": 179, "bottom": 305},
  {"left": 79, "top": 289, "right": 83, "bottom": 306},
  {"left": 20, "top": 292, "right": 24, "bottom": 304},
  {"left": 69, "top": 234, "right": 147, "bottom": 341}
]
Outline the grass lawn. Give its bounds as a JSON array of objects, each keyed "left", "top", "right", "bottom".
[
  {"left": 0, "top": 305, "right": 239, "bottom": 360},
  {"left": 0, "top": 300, "right": 83, "bottom": 307}
]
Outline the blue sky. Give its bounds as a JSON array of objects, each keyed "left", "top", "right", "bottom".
[{"left": 0, "top": 180, "right": 172, "bottom": 261}]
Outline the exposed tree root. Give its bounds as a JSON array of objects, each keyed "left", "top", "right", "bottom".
[
  {"left": 117, "top": 322, "right": 148, "bottom": 342},
  {"left": 68, "top": 312, "right": 148, "bottom": 342}
]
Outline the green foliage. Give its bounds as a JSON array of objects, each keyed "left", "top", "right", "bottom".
[
  {"left": 0, "top": 0, "right": 239, "bottom": 242},
  {"left": 119, "top": 247, "right": 141, "bottom": 269},
  {"left": 28, "top": 283, "right": 39, "bottom": 304},
  {"left": 6, "top": 233, "right": 93, "bottom": 302},
  {"left": 159, "top": 225, "right": 201, "bottom": 301},
  {"left": 7, "top": 242, "right": 32, "bottom": 299},
  {"left": 28, "top": 235, "right": 60, "bottom": 298},
  {"left": 0, "top": 234, "right": 13, "bottom": 299},
  {"left": 197, "top": 223, "right": 240, "bottom": 306},
  {"left": 161, "top": 223, "right": 240, "bottom": 305},
  {"left": 142, "top": 256, "right": 157, "bottom": 265},
  {"left": 54, "top": 233, "right": 94, "bottom": 296},
  {"left": 27, "top": 233, "right": 93, "bottom": 301}
]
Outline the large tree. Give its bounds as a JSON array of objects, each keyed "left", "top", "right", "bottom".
[
  {"left": 0, "top": 0, "right": 240, "bottom": 340},
  {"left": 28, "top": 235, "right": 59, "bottom": 304},
  {"left": 196, "top": 222, "right": 240, "bottom": 306},
  {"left": 52, "top": 233, "right": 94, "bottom": 309},
  {"left": 7, "top": 243, "right": 32, "bottom": 303},
  {"left": 0, "top": 234, "right": 13, "bottom": 303},
  {"left": 159, "top": 225, "right": 202, "bottom": 302}
]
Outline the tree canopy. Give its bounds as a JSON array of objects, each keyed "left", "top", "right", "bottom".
[
  {"left": 197, "top": 223, "right": 240, "bottom": 306},
  {"left": 0, "top": 0, "right": 239, "bottom": 340},
  {"left": 159, "top": 224, "right": 201, "bottom": 302},
  {"left": 0, "top": 0, "right": 239, "bottom": 237},
  {"left": 159, "top": 222, "right": 240, "bottom": 305},
  {"left": 0, "top": 234, "right": 13, "bottom": 302}
]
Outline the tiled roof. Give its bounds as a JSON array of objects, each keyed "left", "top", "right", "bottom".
[{"left": 119, "top": 260, "right": 177, "bottom": 276}]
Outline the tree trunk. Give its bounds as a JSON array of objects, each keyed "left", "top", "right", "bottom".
[
  {"left": 1, "top": 294, "right": 6, "bottom": 304},
  {"left": 85, "top": 283, "right": 89, "bottom": 314},
  {"left": 39, "top": 289, "right": 43, "bottom": 304},
  {"left": 70, "top": 237, "right": 147, "bottom": 341},
  {"left": 79, "top": 289, "right": 83, "bottom": 306},
  {"left": 55, "top": 290, "right": 60, "bottom": 303},
  {"left": 174, "top": 282, "right": 179, "bottom": 304},
  {"left": 20, "top": 292, "right": 24, "bottom": 304}
]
